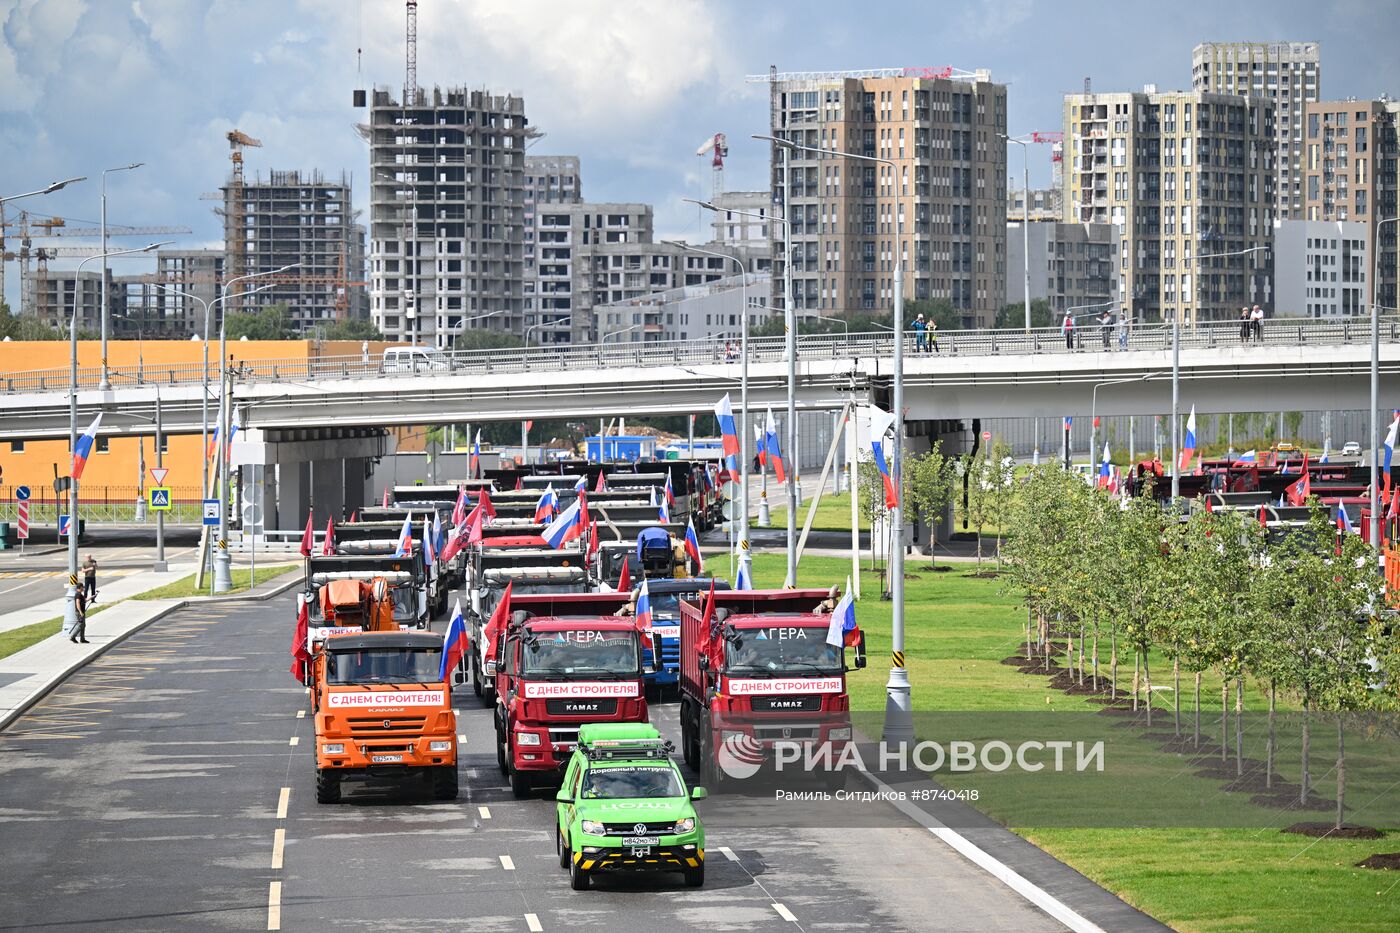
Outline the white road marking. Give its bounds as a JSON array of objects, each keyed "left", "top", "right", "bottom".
[
  {"left": 718, "top": 846, "right": 739, "bottom": 861},
  {"left": 267, "top": 881, "right": 282, "bottom": 930},
  {"left": 467, "top": 768, "right": 479, "bottom": 780},
  {"left": 500, "top": 855, "right": 515, "bottom": 870},
  {"left": 276, "top": 787, "right": 290, "bottom": 819},
  {"left": 288, "top": 736, "right": 299, "bottom": 747},
  {"left": 296, "top": 710, "right": 305, "bottom": 719},
  {"left": 0, "top": 578, "right": 44, "bottom": 596},
  {"left": 271, "top": 828, "right": 286, "bottom": 869},
  {"left": 478, "top": 806, "right": 491, "bottom": 819},
  {"left": 458, "top": 733, "right": 467, "bottom": 743},
  {"left": 524, "top": 913, "right": 543, "bottom": 932},
  {"left": 772, "top": 903, "right": 798, "bottom": 922}
]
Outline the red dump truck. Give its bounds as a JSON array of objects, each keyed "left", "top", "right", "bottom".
[
  {"left": 678, "top": 589, "right": 865, "bottom": 786},
  {"left": 490, "top": 592, "right": 648, "bottom": 798}
]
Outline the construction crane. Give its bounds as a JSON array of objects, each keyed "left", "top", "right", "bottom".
[
  {"left": 222, "top": 129, "right": 263, "bottom": 309},
  {"left": 405, "top": 0, "right": 417, "bottom": 102},
  {"left": 695, "top": 133, "right": 728, "bottom": 200},
  {"left": 745, "top": 66, "right": 985, "bottom": 84},
  {"left": 1021, "top": 131, "right": 1066, "bottom": 192}
]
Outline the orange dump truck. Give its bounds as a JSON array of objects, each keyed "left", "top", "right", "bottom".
[{"left": 310, "top": 630, "right": 459, "bottom": 803}]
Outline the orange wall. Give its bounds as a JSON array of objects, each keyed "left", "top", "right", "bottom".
[{"left": 0, "top": 339, "right": 395, "bottom": 496}]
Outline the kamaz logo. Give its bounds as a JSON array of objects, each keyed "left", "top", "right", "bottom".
[
  {"left": 565, "top": 703, "right": 602, "bottom": 712},
  {"left": 768, "top": 700, "right": 807, "bottom": 710}
]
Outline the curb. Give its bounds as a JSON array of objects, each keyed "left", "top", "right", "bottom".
[{"left": 0, "top": 572, "right": 302, "bottom": 733}]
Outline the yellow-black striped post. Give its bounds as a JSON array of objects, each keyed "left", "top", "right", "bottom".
[{"left": 891, "top": 650, "right": 906, "bottom": 669}]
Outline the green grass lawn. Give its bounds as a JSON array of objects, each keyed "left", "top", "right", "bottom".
[
  {"left": 744, "top": 552, "right": 1400, "bottom": 933},
  {"left": 0, "top": 603, "right": 115, "bottom": 661},
  {"left": 766, "top": 490, "right": 870, "bottom": 534},
  {"left": 133, "top": 564, "right": 298, "bottom": 601}
]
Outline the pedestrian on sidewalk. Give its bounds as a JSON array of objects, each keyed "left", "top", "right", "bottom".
[
  {"left": 70, "top": 588, "right": 90, "bottom": 644},
  {"left": 1117, "top": 311, "right": 1130, "bottom": 350},
  {"left": 1062, "top": 311, "right": 1076, "bottom": 350},
  {"left": 82, "top": 554, "right": 98, "bottom": 603},
  {"left": 1100, "top": 310, "right": 1113, "bottom": 348},
  {"left": 1238, "top": 307, "right": 1251, "bottom": 344},
  {"left": 912, "top": 313, "right": 928, "bottom": 353},
  {"left": 1251, "top": 304, "right": 1264, "bottom": 342}
]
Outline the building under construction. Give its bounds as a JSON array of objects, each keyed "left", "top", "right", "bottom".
[
  {"left": 220, "top": 169, "right": 368, "bottom": 331},
  {"left": 361, "top": 85, "right": 529, "bottom": 346}
]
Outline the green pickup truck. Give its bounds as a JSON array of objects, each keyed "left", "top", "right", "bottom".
[{"left": 555, "top": 723, "right": 707, "bottom": 890}]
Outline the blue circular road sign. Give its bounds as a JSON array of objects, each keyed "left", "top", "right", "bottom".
[{"left": 15, "top": 485, "right": 30, "bottom": 501}]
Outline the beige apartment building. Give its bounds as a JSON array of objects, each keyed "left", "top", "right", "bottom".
[
  {"left": 766, "top": 69, "right": 1007, "bottom": 328},
  {"left": 1192, "top": 41, "right": 1320, "bottom": 219},
  {"left": 1302, "top": 98, "right": 1400, "bottom": 311},
  {"left": 1063, "top": 87, "right": 1276, "bottom": 323}
]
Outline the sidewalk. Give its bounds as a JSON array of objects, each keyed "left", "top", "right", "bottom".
[
  {"left": 0, "top": 566, "right": 301, "bottom": 729},
  {"left": 0, "top": 562, "right": 199, "bottom": 636}
]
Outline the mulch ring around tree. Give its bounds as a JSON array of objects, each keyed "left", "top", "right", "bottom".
[
  {"left": 1000, "top": 655, "right": 1061, "bottom": 674},
  {"left": 1047, "top": 669, "right": 1115, "bottom": 696},
  {"left": 1356, "top": 852, "right": 1400, "bottom": 870},
  {"left": 1283, "top": 822, "right": 1384, "bottom": 839}
]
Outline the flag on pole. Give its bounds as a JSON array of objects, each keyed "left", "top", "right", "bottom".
[
  {"left": 422, "top": 518, "right": 437, "bottom": 583},
  {"left": 393, "top": 514, "right": 413, "bottom": 557},
  {"left": 657, "top": 494, "right": 670, "bottom": 523},
  {"left": 714, "top": 394, "right": 740, "bottom": 471},
  {"left": 298, "top": 512, "right": 315, "bottom": 558},
  {"left": 322, "top": 516, "right": 336, "bottom": 556},
  {"left": 869, "top": 406, "right": 898, "bottom": 509},
  {"left": 664, "top": 472, "right": 675, "bottom": 506},
  {"left": 595, "top": 471, "right": 607, "bottom": 493},
  {"left": 765, "top": 407, "right": 787, "bottom": 484},
  {"left": 478, "top": 487, "right": 496, "bottom": 521},
  {"left": 224, "top": 418, "right": 239, "bottom": 462},
  {"left": 542, "top": 498, "right": 585, "bottom": 549},
  {"left": 535, "top": 484, "right": 559, "bottom": 523},
  {"left": 290, "top": 595, "right": 311, "bottom": 682},
  {"left": 616, "top": 557, "right": 632, "bottom": 594},
  {"left": 1319, "top": 440, "right": 1330, "bottom": 463},
  {"left": 1237, "top": 449, "right": 1257, "bottom": 463},
  {"left": 71, "top": 413, "right": 103, "bottom": 481},
  {"left": 206, "top": 424, "right": 220, "bottom": 460},
  {"left": 470, "top": 430, "right": 482, "bottom": 478},
  {"left": 1178, "top": 405, "right": 1197, "bottom": 472},
  {"left": 754, "top": 422, "right": 767, "bottom": 468},
  {"left": 574, "top": 473, "right": 588, "bottom": 492},
  {"left": 734, "top": 561, "right": 752, "bottom": 591},
  {"left": 825, "top": 580, "right": 860, "bottom": 648},
  {"left": 684, "top": 519, "right": 704, "bottom": 573},
  {"left": 451, "top": 486, "right": 469, "bottom": 526},
  {"left": 437, "top": 599, "right": 471, "bottom": 683},
  {"left": 433, "top": 512, "right": 445, "bottom": 555},
  {"left": 1340, "top": 504, "right": 1357, "bottom": 535},
  {"left": 634, "top": 579, "right": 653, "bottom": 633},
  {"left": 1384, "top": 414, "right": 1399, "bottom": 495},
  {"left": 482, "top": 582, "right": 512, "bottom": 672},
  {"left": 1285, "top": 471, "right": 1311, "bottom": 506},
  {"left": 1098, "top": 443, "right": 1111, "bottom": 488},
  {"left": 382, "top": 487, "right": 390, "bottom": 508}
]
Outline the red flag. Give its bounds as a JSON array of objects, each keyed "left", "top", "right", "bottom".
[
  {"left": 617, "top": 558, "right": 631, "bottom": 593},
  {"left": 290, "top": 596, "right": 311, "bottom": 682},
  {"left": 525, "top": 419, "right": 533, "bottom": 432},
  {"left": 467, "top": 509, "right": 484, "bottom": 546},
  {"left": 700, "top": 578, "right": 719, "bottom": 660},
  {"left": 1204, "top": 496, "right": 1214, "bottom": 514},
  {"left": 298, "top": 512, "right": 315, "bottom": 558},
  {"left": 1285, "top": 473, "right": 1310, "bottom": 507},
  {"left": 1258, "top": 505, "right": 1268, "bottom": 529},
  {"left": 595, "top": 471, "right": 607, "bottom": 493},
  {"left": 482, "top": 581, "right": 512, "bottom": 671},
  {"left": 515, "top": 476, "right": 523, "bottom": 491},
  {"left": 381, "top": 487, "right": 390, "bottom": 508},
  {"left": 322, "top": 516, "right": 336, "bottom": 556},
  {"left": 349, "top": 510, "right": 358, "bottom": 523},
  {"left": 478, "top": 488, "right": 497, "bottom": 521}
]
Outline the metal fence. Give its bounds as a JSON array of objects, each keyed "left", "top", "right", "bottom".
[
  {"left": 4, "top": 317, "right": 1396, "bottom": 396},
  {"left": 0, "top": 485, "right": 206, "bottom": 524}
]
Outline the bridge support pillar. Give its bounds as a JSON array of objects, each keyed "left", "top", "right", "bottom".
[
  {"left": 311, "top": 460, "right": 346, "bottom": 526},
  {"left": 274, "top": 461, "right": 312, "bottom": 530},
  {"left": 343, "top": 458, "right": 369, "bottom": 519}
]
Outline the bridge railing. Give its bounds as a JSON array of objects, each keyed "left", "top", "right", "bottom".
[{"left": 3, "top": 317, "right": 1395, "bottom": 396}]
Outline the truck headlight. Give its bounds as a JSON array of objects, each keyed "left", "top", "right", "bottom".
[
  {"left": 428, "top": 740, "right": 453, "bottom": 752},
  {"left": 580, "top": 819, "right": 606, "bottom": 836},
  {"left": 321, "top": 743, "right": 345, "bottom": 754},
  {"left": 515, "top": 731, "right": 541, "bottom": 746},
  {"left": 673, "top": 817, "right": 695, "bottom": 834},
  {"left": 829, "top": 727, "right": 852, "bottom": 741}
]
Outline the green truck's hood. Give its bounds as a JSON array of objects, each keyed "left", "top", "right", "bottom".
[{"left": 573, "top": 796, "right": 693, "bottom": 823}]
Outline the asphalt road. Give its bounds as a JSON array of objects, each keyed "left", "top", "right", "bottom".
[
  {"left": 0, "top": 528, "right": 205, "bottom": 615},
  {"left": 0, "top": 589, "right": 1068, "bottom": 932}
]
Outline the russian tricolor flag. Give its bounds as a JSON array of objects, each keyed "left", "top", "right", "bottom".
[
  {"left": 438, "top": 599, "right": 471, "bottom": 682},
  {"left": 393, "top": 514, "right": 413, "bottom": 557},
  {"left": 765, "top": 407, "right": 786, "bottom": 484},
  {"left": 1237, "top": 449, "right": 1257, "bottom": 463},
  {"left": 634, "top": 579, "right": 653, "bottom": 633},
  {"left": 870, "top": 407, "right": 898, "bottom": 509},
  {"left": 754, "top": 422, "right": 767, "bottom": 468},
  {"left": 1098, "top": 443, "right": 1111, "bottom": 488},
  {"left": 714, "top": 394, "right": 740, "bottom": 471},
  {"left": 664, "top": 472, "right": 675, "bottom": 506},
  {"left": 1178, "top": 405, "right": 1197, "bottom": 472},
  {"left": 825, "top": 581, "right": 859, "bottom": 648},
  {"left": 683, "top": 519, "right": 703, "bottom": 573},
  {"left": 542, "top": 498, "right": 585, "bottom": 549},
  {"left": 470, "top": 430, "right": 482, "bottom": 478},
  {"left": 657, "top": 494, "right": 670, "bottom": 523},
  {"left": 574, "top": 474, "right": 588, "bottom": 492},
  {"left": 71, "top": 413, "right": 103, "bottom": 482},
  {"left": 1384, "top": 414, "right": 1399, "bottom": 489},
  {"left": 535, "top": 484, "right": 558, "bottom": 524},
  {"left": 733, "top": 561, "right": 752, "bottom": 591}
]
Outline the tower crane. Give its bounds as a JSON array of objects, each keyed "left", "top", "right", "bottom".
[
  {"left": 221, "top": 129, "right": 262, "bottom": 308},
  {"left": 695, "top": 133, "right": 728, "bottom": 200}
]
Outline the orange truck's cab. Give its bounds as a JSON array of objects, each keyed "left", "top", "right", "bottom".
[{"left": 310, "top": 630, "right": 458, "bottom": 804}]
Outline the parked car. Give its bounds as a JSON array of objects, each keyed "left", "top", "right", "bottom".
[
  {"left": 381, "top": 345, "right": 453, "bottom": 373},
  {"left": 1275, "top": 442, "right": 1297, "bottom": 452},
  {"left": 1342, "top": 441, "right": 1362, "bottom": 456}
]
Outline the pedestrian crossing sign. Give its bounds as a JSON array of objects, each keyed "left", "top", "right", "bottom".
[{"left": 149, "top": 487, "right": 172, "bottom": 511}]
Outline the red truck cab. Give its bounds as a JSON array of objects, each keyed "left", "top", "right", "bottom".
[
  {"left": 492, "top": 593, "right": 648, "bottom": 798},
  {"left": 677, "top": 589, "right": 865, "bottom": 786}
]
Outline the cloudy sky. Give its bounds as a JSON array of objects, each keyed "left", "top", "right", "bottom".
[{"left": 3, "top": 0, "right": 1398, "bottom": 308}]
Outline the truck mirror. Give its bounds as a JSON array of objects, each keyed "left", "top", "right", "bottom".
[
  {"left": 484, "top": 660, "right": 498, "bottom": 677},
  {"left": 690, "top": 786, "right": 708, "bottom": 800},
  {"left": 854, "top": 631, "right": 868, "bottom": 669},
  {"left": 697, "top": 654, "right": 709, "bottom": 672},
  {"left": 555, "top": 789, "right": 573, "bottom": 803}
]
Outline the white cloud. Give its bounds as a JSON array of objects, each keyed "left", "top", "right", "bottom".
[{"left": 957, "top": 0, "right": 1033, "bottom": 40}]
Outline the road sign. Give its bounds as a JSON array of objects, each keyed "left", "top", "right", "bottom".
[
  {"left": 16, "top": 500, "right": 29, "bottom": 540},
  {"left": 58, "top": 514, "right": 71, "bottom": 537},
  {"left": 150, "top": 467, "right": 169, "bottom": 486},
  {"left": 203, "top": 499, "right": 220, "bottom": 526},
  {"left": 148, "top": 487, "right": 172, "bottom": 511},
  {"left": 14, "top": 485, "right": 30, "bottom": 502},
  {"left": 982, "top": 431, "right": 991, "bottom": 442}
]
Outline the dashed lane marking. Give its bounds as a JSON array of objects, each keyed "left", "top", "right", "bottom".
[
  {"left": 276, "top": 787, "right": 290, "bottom": 819},
  {"left": 500, "top": 855, "right": 515, "bottom": 870},
  {"left": 718, "top": 846, "right": 739, "bottom": 861},
  {"left": 267, "top": 882, "right": 282, "bottom": 931},
  {"left": 458, "top": 733, "right": 467, "bottom": 743},
  {"left": 772, "top": 904, "right": 798, "bottom": 923},
  {"left": 524, "top": 913, "right": 543, "bottom": 932},
  {"left": 288, "top": 736, "right": 299, "bottom": 747},
  {"left": 478, "top": 806, "right": 491, "bottom": 820},
  {"left": 296, "top": 710, "right": 305, "bottom": 719},
  {"left": 271, "top": 828, "right": 286, "bottom": 870}
]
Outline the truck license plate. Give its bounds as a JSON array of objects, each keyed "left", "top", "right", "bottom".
[
  {"left": 621, "top": 836, "right": 659, "bottom": 846},
  {"left": 371, "top": 754, "right": 403, "bottom": 763}
]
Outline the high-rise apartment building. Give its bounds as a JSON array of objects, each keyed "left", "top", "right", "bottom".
[
  {"left": 1274, "top": 219, "right": 1371, "bottom": 317},
  {"left": 1063, "top": 87, "right": 1276, "bottom": 323},
  {"left": 710, "top": 191, "right": 771, "bottom": 247},
  {"left": 1006, "top": 221, "right": 1119, "bottom": 315},
  {"left": 363, "top": 85, "right": 528, "bottom": 347},
  {"left": 766, "top": 68, "right": 1007, "bottom": 327},
  {"left": 121, "top": 248, "right": 224, "bottom": 337},
  {"left": 222, "top": 170, "right": 364, "bottom": 332},
  {"left": 1192, "top": 41, "right": 1321, "bottom": 219},
  {"left": 1302, "top": 98, "right": 1399, "bottom": 311},
  {"left": 523, "top": 155, "right": 582, "bottom": 344}
]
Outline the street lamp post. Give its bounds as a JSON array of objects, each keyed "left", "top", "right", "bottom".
[
  {"left": 1000, "top": 135, "right": 1032, "bottom": 331},
  {"left": 1370, "top": 218, "right": 1397, "bottom": 552},
  {"left": 757, "top": 132, "right": 914, "bottom": 742},
  {"left": 0, "top": 176, "right": 86, "bottom": 304},
  {"left": 63, "top": 242, "right": 165, "bottom": 630},
  {"left": 666, "top": 239, "right": 752, "bottom": 584},
  {"left": 1175, "top": 246, "right": 1265, "bottom": 499},
  {"left": 99, "top": 163, "right": 145, "bottom": 390},
  {"left": 525, "top": 316, "right": 571, "bottom": 348}
]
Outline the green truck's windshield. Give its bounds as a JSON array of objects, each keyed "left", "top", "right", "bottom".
[
  {"left": 523, "top": 630, "right": 639, "bottom": 676},
  {"left": 725, "top": 625, "right": 841, "bottom": 674},
  {"left": 327, "top": 647, "right": 441, "bottom": 684},
  {"left": 582, "top": 765, "right": 684, "bottom": 799}
]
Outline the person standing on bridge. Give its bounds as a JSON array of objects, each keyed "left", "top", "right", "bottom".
[
  {"left": 1251, "top": 305, "right": 1264, "bottom": 342},
  {"left": 82, "top": 554, "right": 98, "bottom": 603},
  {"left": 1100, "top": 310, "right": 1113, "bottom": 349},
  {"left": 1117, "top": 311, "right": 1130, "bottom": 350},
  {"left": 1062, "top": 311, "right": 1076, "bottom": 350},
  {"left": 1239, "top": 307, "right": 1251, "bottom": 344},
  {"left": 911, "top": 314, "right": 928, "bottom": 354}
]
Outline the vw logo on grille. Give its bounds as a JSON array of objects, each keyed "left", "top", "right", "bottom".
[
  {"left": 633, "top": 823, "right": 647, "bottom": 833},
  {"left": 383, "top": 720, "right": 393, "bottom": 729}
]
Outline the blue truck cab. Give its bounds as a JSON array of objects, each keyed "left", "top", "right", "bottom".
[{"left": 637, "top": 577, "right": 731, "bottom": 695}]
